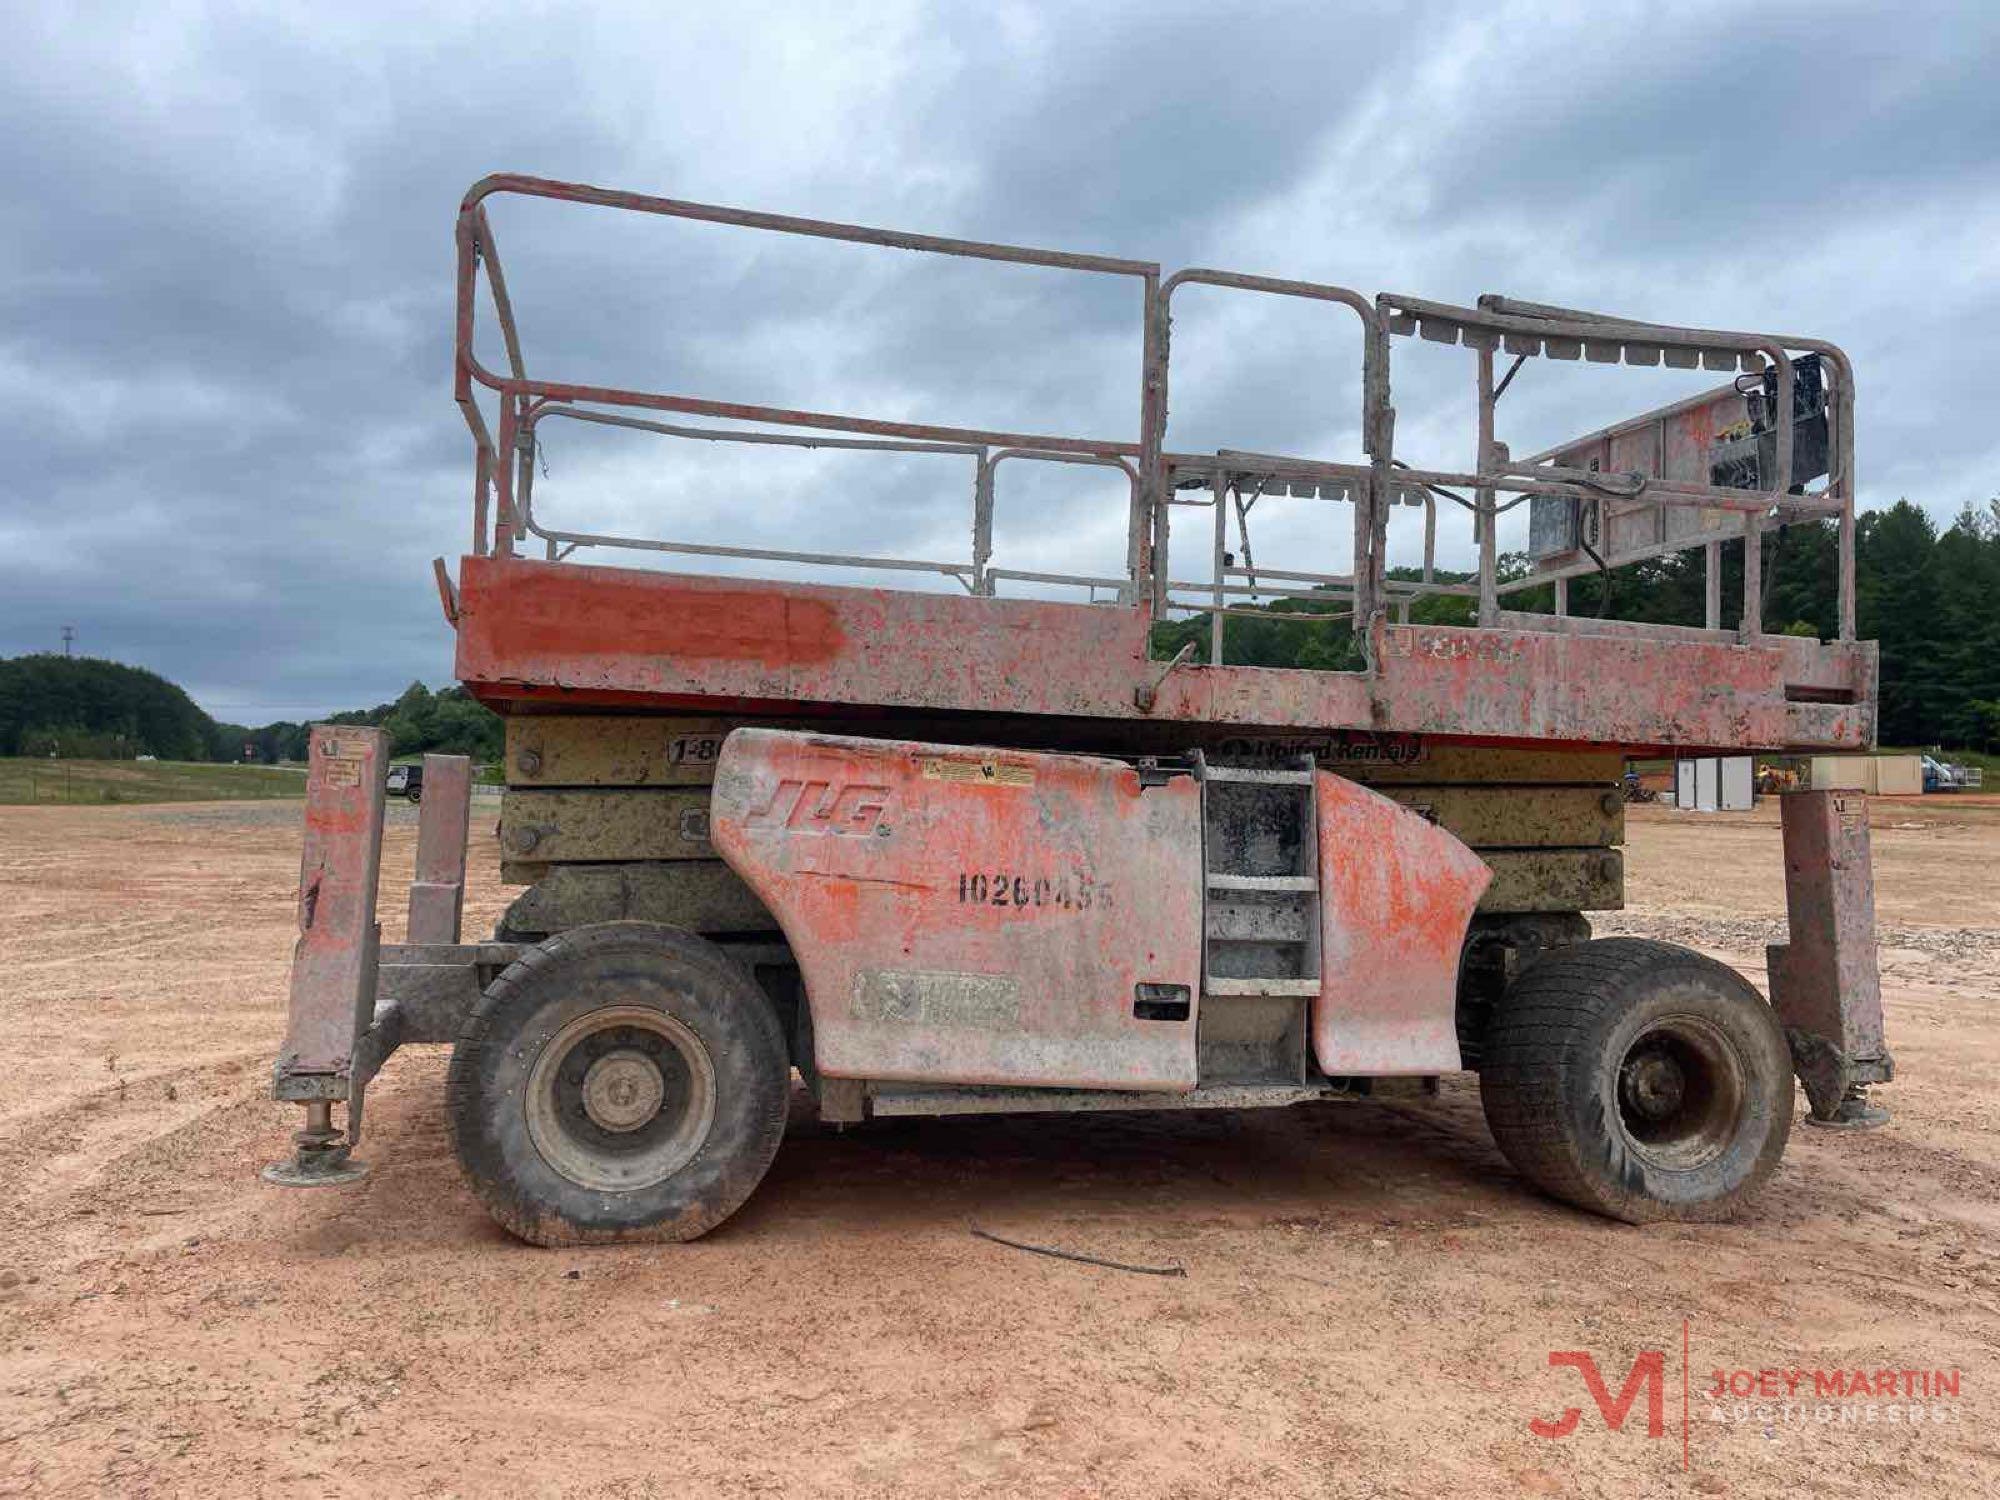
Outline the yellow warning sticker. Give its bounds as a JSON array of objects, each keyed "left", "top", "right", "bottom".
[
  {"left": 323, "top": 757, "right": 361, "bottom": 790},
  {"left": 921, "top": 757, "right": 1035, "bottom": 788}
]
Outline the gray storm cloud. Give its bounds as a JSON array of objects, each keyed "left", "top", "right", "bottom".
[{"left": 3, "top": 0, "right": 1995, "bottom": 720}]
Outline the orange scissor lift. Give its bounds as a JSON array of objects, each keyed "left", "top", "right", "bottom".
[{"left": 266, "top": 176, "right": 1889, "bottom": 1245}]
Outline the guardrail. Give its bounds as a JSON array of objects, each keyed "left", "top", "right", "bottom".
[{"left": 454, "top": 174, "right": 1858, "bottom": 660}]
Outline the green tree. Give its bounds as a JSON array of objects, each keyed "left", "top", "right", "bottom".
[
  {"left": 1927, "top": 504, "right": 2000, "bottom": 746},
  {"left": 1856, "top": 501, "right": 1939, "bottom": 745},
  {"left": 0, "top": 655, "right": 214, "bottom": 759}
]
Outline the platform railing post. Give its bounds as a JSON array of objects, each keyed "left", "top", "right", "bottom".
[
  {"left": 971, "top": 451, "right": 995, "bottom": 596},
  {"left": 1765, "top": 790, "right": 1893, "bottom": 1127},
  {"left": 1129, "top": 272, "right": 1164, "bottom": 609},
  {"left": 407, "top": 754, "right": 474, "bottom": 945},
  {"left": 1741, "top": 509, "right": 1763, "bottom": 640},
  {"left": 266, "top": 725, "right": 388, "bottom": 1184},
  {"left": 1475, "top": 342, "right": 1498, "bottom": 627},
  {"left": 1209, "top": 469, "right": 1227, "bottom": 664},
  {"left": 1834, "top": 362, "right": 1858, "bottom": 641}
]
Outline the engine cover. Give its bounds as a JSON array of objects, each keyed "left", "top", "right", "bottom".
[
  {"left": 711, "top": 729, "right": 1491, "bottom": 1091},
  {"left": 711, "top": 730, "right": 1204, "bottom": 1090}
]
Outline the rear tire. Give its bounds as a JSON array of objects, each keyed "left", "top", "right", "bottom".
[
  {"left": 447, "top": 921, "right": 790, "bottom": 1246},
  {"left": 1478, "top": 937, "right": 1793, "bottom": 1223}
]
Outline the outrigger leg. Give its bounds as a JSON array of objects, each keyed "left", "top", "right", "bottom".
[
  {"left": 1766, "top": 790, "right": 1893, "bottom": 1128},
  {"left": 265, "top": 724, "right": 387, "bottom": 1185},
  {"left": 265, "top": 727, "right": 477, "bottom": 1185}
]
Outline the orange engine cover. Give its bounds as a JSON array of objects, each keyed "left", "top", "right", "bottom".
[
  {"left": 710, "top": 730, "right": 1205, "bottom": 1090},
  {"left": 711, "top": 730, "right": 1491, "bottom": 1090}
]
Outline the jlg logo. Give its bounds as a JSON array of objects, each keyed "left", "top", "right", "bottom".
[
  {"left": 744, "top": 778, "right": 892, "bottom": 837},
  {"left": 1531, "top": 1350, "right": 1666, "bottom": 1440}
]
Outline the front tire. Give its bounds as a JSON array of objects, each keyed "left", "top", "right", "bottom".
[
  {"left": 447, "top": 922, "right": 790, "bottom": 1246},
  {"left": 1478, "top": 938, "right": 1793, "bottom": 1223}
]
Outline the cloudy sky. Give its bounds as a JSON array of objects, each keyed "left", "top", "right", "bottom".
[{"left": 4, "top": 1, "right": 1997, "bottom": 723}]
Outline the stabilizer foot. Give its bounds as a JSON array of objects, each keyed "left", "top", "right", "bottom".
[
  {"left": 1804, "top": 1085, "right": 1889, "bottom": 1131},
  {"left": 263, "top": 1152, "right": 370, "bottom": 1187},
  {"left": 263, "top": 1099, "right": 371, "bottom": 1187}
]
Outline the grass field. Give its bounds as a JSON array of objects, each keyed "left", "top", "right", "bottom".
[{"left": 0, "top": 757, "right": 307, "bottom": 805}]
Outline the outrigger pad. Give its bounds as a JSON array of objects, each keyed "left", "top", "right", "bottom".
[
  {"left": 262, "top": 1152, "right": 370, "bottom": 1188},
  {"left": 263, "top": 1093, "right": 372, "bottom": 1189}
]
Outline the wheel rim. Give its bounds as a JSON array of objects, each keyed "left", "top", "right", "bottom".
[
  {"left": 1614, "top": 1014, "right": 1748, "bottom": 1171},
  {"left": 525, "top": 1005, "right": 717, "bottom": 1192}
]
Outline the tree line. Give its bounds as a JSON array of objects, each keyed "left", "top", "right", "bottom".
[
  {"left": 245, "top": 681, "right": 503, "bottom": 765},
  {"left": 0, "top": 658, "right": 503, "bottom": 766}
]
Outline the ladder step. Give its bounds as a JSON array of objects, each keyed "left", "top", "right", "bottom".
[
  {"left": 1204, "top": 976, "right": 1322, "bottom": 998},
  {"left": 1207, "top": 899, "right": 1312, "bottom": 942},
  {"left": 1203, "top": 766, "right": 1316, "bottom": 786},
  {"left": 1207, "top": 874, "right": 1316, "bottom": 892}
]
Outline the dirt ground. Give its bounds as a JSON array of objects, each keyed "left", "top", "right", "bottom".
[{"left": 1, "top": 797, "right": 1996, "bottom": 1498}]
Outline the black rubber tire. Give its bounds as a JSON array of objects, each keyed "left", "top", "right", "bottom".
[
  {"left": 446, "top": 921, "right": 790, "bottom": 1246},
  {"left": 1478, "top": 937, "right": 1794, "bottom": 1224}
]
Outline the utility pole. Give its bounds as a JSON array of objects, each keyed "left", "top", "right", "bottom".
[{"left": 61, "top": 625, "right": 75, "bottom": 657}]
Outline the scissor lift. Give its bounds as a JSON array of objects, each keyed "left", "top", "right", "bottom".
[{"left": 266, "top": 176, "right": 1890, "bottom": 1244}]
